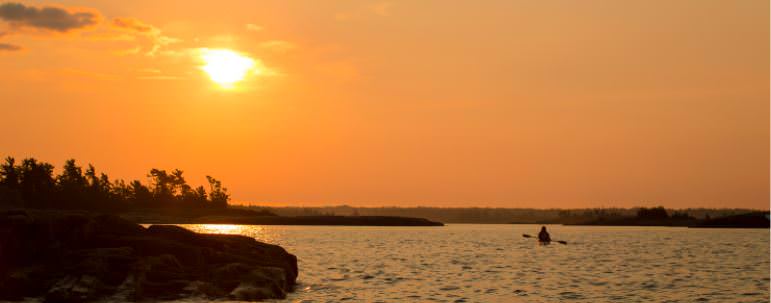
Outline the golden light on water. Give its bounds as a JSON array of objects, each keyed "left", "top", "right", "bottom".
[
  {"left": 180, "top": 224, "right": 277, "bottom": 243},
  {"left": 193, "top": 224, "right": 245, "bottom": 234},
  {"left": 199, "top": 49, "right": 256, "bottom": 88}
]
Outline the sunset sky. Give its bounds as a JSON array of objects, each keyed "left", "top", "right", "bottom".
[{"left": 0, "top": 0, "right": 768, "bottom": 209}]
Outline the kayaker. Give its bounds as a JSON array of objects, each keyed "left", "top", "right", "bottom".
[{"left": 538, "top": 226, "right": 551, "bottom": 243}]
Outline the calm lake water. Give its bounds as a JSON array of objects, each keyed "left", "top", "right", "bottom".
[{"left": 178, "top": 224, "right": 770, "bottom": 303}]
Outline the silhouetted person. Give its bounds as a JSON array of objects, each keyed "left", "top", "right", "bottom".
[{"left": 538, "top": 226, "right": 551, "bottom": 243}]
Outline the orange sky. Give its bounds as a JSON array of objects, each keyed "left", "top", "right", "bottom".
[{"left": 0, "top": 0, "right": 768, "bottom": 209}]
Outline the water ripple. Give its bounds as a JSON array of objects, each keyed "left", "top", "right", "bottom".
[{"left": 177, "top": 224, "right": 770, "bottom": 303}]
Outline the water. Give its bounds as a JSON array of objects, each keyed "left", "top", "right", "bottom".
[{"left": 179, "top": 224, "right": 770, "bottom": 303}]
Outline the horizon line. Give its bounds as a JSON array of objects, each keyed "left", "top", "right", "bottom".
[{"left": 231, "top": 202, "right": 770, "bottom": 211}]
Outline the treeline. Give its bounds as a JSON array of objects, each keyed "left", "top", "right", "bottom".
[
  {"left": 237, "top": 205, "right": 762, "bottom": 224},
  {"left": 0, "top": 157, "right": 230, "bottom": 212}
]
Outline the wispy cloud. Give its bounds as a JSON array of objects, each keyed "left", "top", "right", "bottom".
[
  {"left": 0, "top": 42, "right": 21, "bottom": 51},
  {"left": 0, "top": 2, "right": 99, "bottom": 32},
  {"left": 146, "top": 35, "right": 181, "bottom": 57},
  {"left": 113, "top": 17, "right": 157, "bottom": 34},
  {"left": 133, "top": 65, "right": 185, "bottom": 81},
  {"left": 245, "top": 23, "right": 263, "bottom": 32},
  {"left": 259, "top": 40, "right": 295, "bottom": 53},
  {"left": 111, "top": 17, "right": 181, "bottom": 57},
  {"left": 137, "top": 75, "right": 183, "bottom": 80}
]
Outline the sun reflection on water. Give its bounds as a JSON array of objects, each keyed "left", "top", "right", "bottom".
[
  {"left": 176, "top": 224, "right": 278, "bottom": 244},
  {"left": 193, "top": 224, "right": 244, "bottom": 234}
]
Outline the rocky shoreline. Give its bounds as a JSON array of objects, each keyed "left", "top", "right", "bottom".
[{"left": 0, "top": 210, "right": 298, "bottom": 302}]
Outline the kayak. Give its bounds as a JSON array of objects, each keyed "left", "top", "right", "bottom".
[{"left": 523, "top": 233, "right": 567, "bottom": 245}]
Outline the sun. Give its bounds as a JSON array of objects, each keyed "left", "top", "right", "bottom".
[{"left": 199, "top": 49, "right": 256, "bottom": 87}]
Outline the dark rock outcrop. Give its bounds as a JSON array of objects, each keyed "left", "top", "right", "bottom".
[{"left": 0, "top": 210, "right": 297, "bottom": 302}]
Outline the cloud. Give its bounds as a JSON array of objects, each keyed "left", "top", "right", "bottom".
[
  {"left": 146, "top": 35, "right": 181, "bottom": 56},
  {"left": 111, "top": 17, "right": 181, "bottom": 56},
  {"left": 245, "top": 23, "right": 263, "bottom": 32},
  {"left": 114, "top": 46, "right": 141, "bottom": 56},
  {"left": 0, "top": 2, "right": 99, "bottom": 32},
  {"left": 0, "top": 42, "right": 21, "bottom": 51},
  {"left": 137, "top": 75, "right": 182, "bottom": 80},
  {"left": 112, "top": 17, "right": 157, "bottom": 34},
  {"left": 137, "top": 68, "right": 161, "bottom": 74},
  {"left": 259, "top": 40, "right": 295, "bottom": 53},
  {"left": 206, "top": 34, "right": 238, "bottom": 44}
]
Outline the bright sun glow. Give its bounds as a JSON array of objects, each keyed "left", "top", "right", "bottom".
[{"left": 199, "top": 49, "right": 256, "bottom": 87}]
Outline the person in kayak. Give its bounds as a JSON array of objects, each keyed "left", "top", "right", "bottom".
[{"left": 538, "top": 226, "right": 551, "bottom": 243}]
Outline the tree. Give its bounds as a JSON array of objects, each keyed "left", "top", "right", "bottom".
[
  {"left": 98, "top": 173, "right": 113, "bottom": 205},
  {"left": 206, "top": 176, "right": 229, "bottom": 208},
  {"left": 170, "top": 169, "right": 190, "bottom": 198},
  {"left": 56, "top": 159, "right": 88, "bottom": 209},
  {"left": 58, "top": 159, "right": 86, "bottom": 189},
  {"left": 671, "top": 211, "right": 692, "bottom": 219},
  {"left": 129, "top": 180, "right": 153, "bottom": 207},
  {"left": 636, "top": 207, "right": 669, "bottom": 219},
  {"left": 18, "top": 158, "right": 55, "bottom": 208},
  {"left": 0, "top": 157, "right": 19, "bottom": 188},
  {"left": 111, "top": 179, "right": 130, "bottom": 203},
  {"left": 181, "top": 185, "right": 208, "bottom": 206},
  {"left": 149, "top": 169, "right": 174, "bottom": 205},
  {"left": 78, "top": 164, "right": 114, "bottom": 210},
  {"left": 0, "top": 157, "right": 22, "bottom": 206},
  {"left": 2, "top": 155, "right": 235, "bottom": 213}
]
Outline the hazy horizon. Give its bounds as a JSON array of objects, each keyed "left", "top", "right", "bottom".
[
  {"left": 233, "top": 202, "right": 770, "bottom": 211},
  {"left": 1, "top": 0, "right": 768, "bottom": 209}
]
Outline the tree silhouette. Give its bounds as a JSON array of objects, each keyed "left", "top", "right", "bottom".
[
  {"left": 0, "top": 156, "right": 232, "bottom": 212},
  {"left": 18, "top": 158, "right": 55, "bottom": 208},
  {"left": 128, "top": 180, "right": 153, "bottom": 208},
  {"left": 57, "top": 159, "right": 87, "bottom": 209},
  {"left": 207, "top": 176, "right": 229, "bottom": 209},
  {"left": 0, "top": 157, "right": 22, "bottom": 206},
  {"left": 636, "top": 207, "right": 669, "bottom": 219}
]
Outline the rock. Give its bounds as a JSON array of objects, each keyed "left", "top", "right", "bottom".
[
  {"left": 45, "top": 275, "right": 102, "bottom": 303},
  {"left": 183, "top": 281, "right": 225, "bottom": 298},
  {"left": 0, "top": 210, "right": 297, "bottom": 302},
  {"left": 230, "top": 281, "right": 279, "bottom": 301},
  {"left": 211, "top": 263, "right": 289, "bottom": 299}
]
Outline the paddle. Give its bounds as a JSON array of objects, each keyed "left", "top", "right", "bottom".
[{"left": 522, "top": 233, "right": 567, "bottom": 245}]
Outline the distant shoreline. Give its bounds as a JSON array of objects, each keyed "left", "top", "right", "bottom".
[
  {"left": 506, "top": 223, "right": 770, "bottom": 229},
  {"left": 510, "top": 212, "right": 770, "bottom": 229},
  {"left": 242, "top": 205, "right": 769, "bottom": 225}
]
